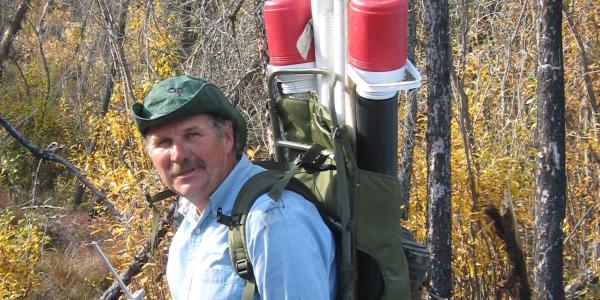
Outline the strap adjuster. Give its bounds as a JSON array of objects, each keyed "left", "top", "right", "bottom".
[{"left": 236, "top": 259, "right": 253, "bottom": 279}]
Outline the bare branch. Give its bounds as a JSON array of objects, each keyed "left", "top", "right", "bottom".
[
  {"left": 96, "top": 0, "right": 135, "bottom": 105},
  {"left": 563, "top": 7, "right": 599, "bottom": 129},
  {"left": 227, "top": 63, "right": 261, "bottom": 100},
  {"left": 24, "top": 13, "right": 51, "bottom": 104},
  {"left": 0, "top": 115, "right": 124, "bottom": 221},
  {"left": 227, "top": 0, "right": 246, "bottom": 33},
  {"left": 10, "top": 55, "right": 33, "bottom": 102},
  {"left": 0, "top": 110, "right": 36, "bottom": 145}
]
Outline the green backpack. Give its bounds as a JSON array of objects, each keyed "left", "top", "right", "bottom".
[
  {"left": 146, "top": 71, "right": 429, "bottom": 299},
  {"left": 214, "top": 93, "right": 429, "bottom": 300}
]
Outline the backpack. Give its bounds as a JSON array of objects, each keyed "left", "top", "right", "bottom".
[
  {"left": 214, "top": 91, "right": 430, "bottom": 300},
  {"left": 145, "top": 72, "right": 430, "bottom": 299}
]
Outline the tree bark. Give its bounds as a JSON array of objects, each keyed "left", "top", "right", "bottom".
[
  {"left": 534, "top": 0, "right": 567, "bottom": 298},
  {"left": 424, "top": 0, "right": 453, "bottom": 298}
]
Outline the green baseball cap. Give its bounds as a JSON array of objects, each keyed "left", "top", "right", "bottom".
[{"left": 132, "top": 76, "right": 247, "bottom": 148}]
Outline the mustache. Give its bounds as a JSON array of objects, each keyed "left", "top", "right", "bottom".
[{"left": 168, "top": 158, "right": 206, "bottom": 177}]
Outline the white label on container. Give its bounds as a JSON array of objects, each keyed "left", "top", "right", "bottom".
[{"left": 296, "top": 19, "right": 313, "bottom": 61}]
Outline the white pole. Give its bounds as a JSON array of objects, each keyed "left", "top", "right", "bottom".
[
  {"left": 333, "top": 0, "right": 346, "bottom": 125},
  {"left": 342, "top": 0, "right": 355, "bottom": 142},
  {"left": 312, "top": 0, "right": 333, "bottom": 108},
  {"left": 92, "top": 242, "right": 145, "bottom": 300}
]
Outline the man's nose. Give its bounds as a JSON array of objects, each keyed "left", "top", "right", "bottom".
[{"left": 170, "top": 141, "right": 189, "bottom": 163}]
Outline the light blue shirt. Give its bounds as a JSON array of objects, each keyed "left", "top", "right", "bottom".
[{"left": 166, "top": 155, "right": 337, "bottom": 300}]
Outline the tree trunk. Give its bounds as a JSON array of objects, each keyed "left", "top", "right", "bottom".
[
  {"left": 424, "top": 0, "right": 453, "bottom": 298},
  {"left": 0, "top": 0, "right": 31, "bottom": 69},
  {"left": 534, "top": 0, "right": 566, "bottom": 298}
]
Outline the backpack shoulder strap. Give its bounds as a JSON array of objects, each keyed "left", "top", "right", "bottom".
[{"left": 216, "top": 169, "right": 318, "bottom": 300}]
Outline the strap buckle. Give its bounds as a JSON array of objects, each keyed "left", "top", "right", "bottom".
[
  {"left": 145, "top": 189, "right": 177, "bottom": 207},
  {"left": 236, "top": 259, "right": 253, "bottom": 279},
  {"left": 216, "top": 207, "right": 232, "bottom": 227}
]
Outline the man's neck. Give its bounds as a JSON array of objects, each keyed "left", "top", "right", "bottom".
[{"left": 187, "top": 155, "right": 240, "bottom": 215}]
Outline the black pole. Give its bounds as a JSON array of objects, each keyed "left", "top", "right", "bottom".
[
  {"left": 355, "top": 93, "right": 398, "bottom": 299},
  {"left": 356, "top": 94, "right": 399, "bottom": 176}
]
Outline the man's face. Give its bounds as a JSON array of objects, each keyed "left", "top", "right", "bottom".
[{"left": 146, "top": 114, "right": 236, "bottom": 206}]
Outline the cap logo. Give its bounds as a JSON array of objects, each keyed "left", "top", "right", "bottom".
[{"left": 167, "top": 87, "right": 184, "bottom": 96}]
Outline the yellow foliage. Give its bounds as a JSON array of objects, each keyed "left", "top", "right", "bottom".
[
  {"left": 0, "top": 210, "right": 49, "bottom": 299},
  {"left": 0, "top": 0, "right": 598, "bottom": 298}
]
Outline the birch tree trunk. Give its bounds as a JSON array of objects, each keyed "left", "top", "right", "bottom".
[
  {"left": 424, "top": 0, "right": 453, "bottom": 298},
  {"left": 534, "top": 0, "right": 566, "bottom": 298}
]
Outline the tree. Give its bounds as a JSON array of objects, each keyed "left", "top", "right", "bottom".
[
  {"left": 0, "top": 0, "right": 31, "bottom": 71},
  {"left": 533, "top": 0, "right": 567, "bottom": 298},
  {"left": 424, "top": 0, "right": 453, "bottom": 298}
]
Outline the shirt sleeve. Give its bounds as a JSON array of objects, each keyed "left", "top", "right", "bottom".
[{"left": 245, "top": 190, "right": 337, "bottom": 300}]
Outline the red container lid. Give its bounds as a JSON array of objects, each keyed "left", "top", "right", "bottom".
[
  {"left": 349, "top": 0, "right": 408, "bottom": 72},
  {"left": 264, "top": 0, "right": 315, "bottom": 66}
]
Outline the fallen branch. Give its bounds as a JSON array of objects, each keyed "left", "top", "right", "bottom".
[
  {"left": 100, "top": 200, "right": 177, "bottom": 300},
  {"left": 0, "top": 115, "right": 123, "bottom": 221}
]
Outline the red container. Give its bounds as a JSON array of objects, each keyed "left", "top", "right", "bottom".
[
  {"left": 348, "top": 0, "right": 408, "bottom": 72},
  {"left": 264, "top": 0, "right": 315, "bottom": 66}
]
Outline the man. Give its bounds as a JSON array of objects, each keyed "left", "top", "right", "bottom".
[{"left": 132, "top": 76, "right": 336, "bottom": 299}]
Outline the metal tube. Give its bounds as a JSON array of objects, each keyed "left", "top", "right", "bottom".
[
  {"left": 355, "top": 95, "right": 399, "bottom": 176},
  {"left": 333, "top": 0, "right": 346, "bottom": 125},
  {"left": 92, "top": 242, "right": 137, "bottom": 299},
  {"left": 275, "top": 140, "right": 334, "bottom": 157}
]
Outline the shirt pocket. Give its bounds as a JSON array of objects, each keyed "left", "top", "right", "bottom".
[{"left": 186, "top": 267, "right": 245, "bottom": 300}]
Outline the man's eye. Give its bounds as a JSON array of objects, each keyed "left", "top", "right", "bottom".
[
  {"left": 156, "top": 139, "right": 171, "bottom": 147},
  {"left": 186, "top": 132, "right": 201, "bottom": 139}
]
